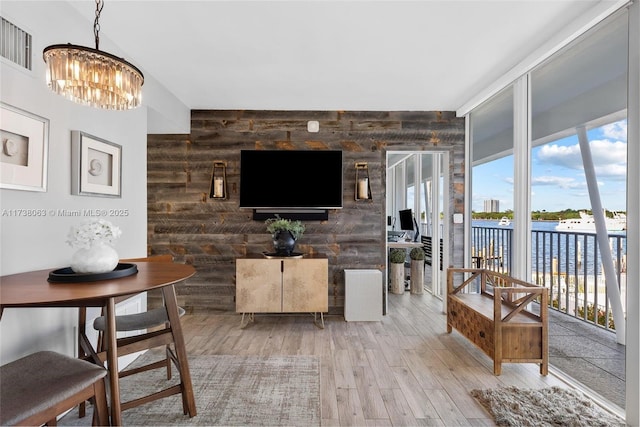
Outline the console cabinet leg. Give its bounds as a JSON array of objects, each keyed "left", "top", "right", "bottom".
[
  {"left": 240, "top": 313, "right": 254, "bottom": 329},
  {"left": 313, "top": 312, "right": 325, "bottom": 329}
]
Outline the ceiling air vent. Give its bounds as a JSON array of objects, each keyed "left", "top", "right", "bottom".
[{"left": 1, "top": 16, "right": 32, "bottom": 70}]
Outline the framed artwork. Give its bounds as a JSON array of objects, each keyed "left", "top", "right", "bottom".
[
  {"left": 0, "top": 103, "right": 49, "bottom": 192},
  {"left": 71, "top": 131, "right": 122, "bottom": 197}
]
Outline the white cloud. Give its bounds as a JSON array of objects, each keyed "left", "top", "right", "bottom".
[
  {"left": 589, "top": 139, "right": 627, "bottom": 178},
  {"left": 532, "top": 175, "right": 583, "bottom": 189},
  {"left": 537, "top": 139, "right": 626, "bottom": 178},
  {"left": 537, "top": 143, "right": 582, "bottom": 168},
  {"left": 601, "top": 120, "right": 627, "bottom": 141}
]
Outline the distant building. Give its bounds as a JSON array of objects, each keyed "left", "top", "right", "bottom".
[{"left": 484, "top": 199, "right": 500, "bottom": 213}]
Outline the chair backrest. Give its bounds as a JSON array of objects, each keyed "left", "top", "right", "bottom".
[
  {"left": 421, "top": 236, "right": 432, "bottom": 264},
  {"left": 420, "top": 236, "right": 443, "bottom": 270}
]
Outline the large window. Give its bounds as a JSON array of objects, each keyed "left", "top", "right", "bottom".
[
  {"left": 531, "top": 11, "right": 628, "bottom": 214},
  {"left": 467, "top": 7, "right": 629, "bottom": 413},
  {"left": 470, "top": 86, "right": 514, "bottom": 215}
]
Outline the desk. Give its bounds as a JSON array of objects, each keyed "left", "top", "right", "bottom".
[
  {"left": 0, "top": 262, "right": 196, "bottom": 426},
  {"left": 387, "top": 240, "right": 423, "bottom": 249}
]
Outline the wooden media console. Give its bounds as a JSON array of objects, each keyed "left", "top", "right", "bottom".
[
  {"left": 236, "top": 254, "right": 328, "bottom": 328},
  {"left": 446, "top": 268, "right": 549, "bottom": 375}
]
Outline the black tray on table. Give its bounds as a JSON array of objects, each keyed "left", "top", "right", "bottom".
[{"left": 48, "top": 263, "right": 138, "bottom": 282}]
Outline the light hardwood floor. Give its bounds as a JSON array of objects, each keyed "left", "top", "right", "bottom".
[{"left": 180, "top": 291, "right": 567, "bottom": 426}]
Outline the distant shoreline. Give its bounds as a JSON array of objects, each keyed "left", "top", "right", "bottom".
[{"left": 471, "top": 209, "right": 626, "bottom": 222}]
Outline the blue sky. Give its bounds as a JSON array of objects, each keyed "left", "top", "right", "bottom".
[{"left": 472, "top": 119, "right": 628, "bottom": 212}]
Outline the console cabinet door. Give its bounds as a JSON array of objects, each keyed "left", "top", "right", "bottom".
[
  {"left": 236, "top": 259, "right": 282, "bottom": 313},
  {"left": 283, "top": 258, "right": 328, "bottom": 312}
]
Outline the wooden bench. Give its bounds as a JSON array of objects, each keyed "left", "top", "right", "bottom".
[{"left": 446, "top": 268, "right": 548, "bottom": 375}]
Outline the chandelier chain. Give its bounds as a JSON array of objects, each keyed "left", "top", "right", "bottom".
[{"left": 93, "top": 0, "right": 104, "bottom": 50}]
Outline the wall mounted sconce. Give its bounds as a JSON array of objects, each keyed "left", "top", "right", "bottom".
[
  {"left": 209, "top": 161, "right": 227, "bottom": 199},
  {"left": 355, "top": 162, "right": 372, "bottom": 201}
]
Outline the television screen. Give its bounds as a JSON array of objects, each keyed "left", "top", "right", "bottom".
[
  {"left": 240, "top": 150, "right": 343, "bottom": 209},
  {"left": 399, "top": 209, "right": 414, "bottom": 231}
]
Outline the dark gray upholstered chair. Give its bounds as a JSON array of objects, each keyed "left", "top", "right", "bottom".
[
  {"left": 79, "top": 255, "right": 191, "bottom": 417},
  {"left": 0, "top": 351, "right": 108, "bottom": 426}
]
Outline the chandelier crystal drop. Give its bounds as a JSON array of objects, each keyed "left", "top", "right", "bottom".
[{"left": 42, "top": 0, "right": 144, "bottom": 110}]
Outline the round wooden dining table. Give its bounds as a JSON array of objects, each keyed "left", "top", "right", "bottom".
[{"left": 0, "top": 261, "right": 196, "bottom": 426}]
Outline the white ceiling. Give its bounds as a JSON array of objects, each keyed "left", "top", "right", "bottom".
[{"left": 64, "top": 0, "right": 611, "bottom": 112}]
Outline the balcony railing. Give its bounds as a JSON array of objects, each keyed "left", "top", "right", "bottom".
[{"left": 471, "top": 224, "right": 627, "bottom": 332}]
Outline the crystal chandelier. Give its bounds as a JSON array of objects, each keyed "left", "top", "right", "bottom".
[{"left": 43, "top": 0, "right": 144, "bottom": 110}]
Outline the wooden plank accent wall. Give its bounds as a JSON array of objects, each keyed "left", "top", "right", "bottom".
[{"left": 147, "top": 110, "right": 465, "bottom": 314}]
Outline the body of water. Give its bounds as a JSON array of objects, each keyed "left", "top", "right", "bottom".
[{"left": 471, "top": 220, "right": 627, "bottom": 277}]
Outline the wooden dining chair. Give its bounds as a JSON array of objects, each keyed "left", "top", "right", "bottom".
[
  {"left": 94, "top": 254, "right": 182, "bottom": 378},
  {"left": 78, "top": 254, "right": 195, "bottom": 418},
  {"left": 0, "top": 351, "right": 108, "bottom": 426}
]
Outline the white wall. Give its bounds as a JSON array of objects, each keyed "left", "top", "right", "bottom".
[{"left": 0, "top": 2, "right": 147, "bottom": 363}]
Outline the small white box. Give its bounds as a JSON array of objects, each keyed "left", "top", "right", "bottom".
[{"left": 344, "top": 269, "right": 383, "bottom": 321}]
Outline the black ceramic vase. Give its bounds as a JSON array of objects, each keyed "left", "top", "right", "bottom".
[{"left": 273, "top": 230, "right": 296, "bottom": 256}]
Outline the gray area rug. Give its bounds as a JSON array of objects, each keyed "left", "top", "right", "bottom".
[
  {"left": 60, "top": 352, "right": 320, "bottom": 426},
  {"left": 471, "top": 386, "right": 625, "bottom": 427}
]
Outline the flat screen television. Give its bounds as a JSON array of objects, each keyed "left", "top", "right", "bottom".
[{"left": 240, "top": 150, "right": 343, "bottom": 209}]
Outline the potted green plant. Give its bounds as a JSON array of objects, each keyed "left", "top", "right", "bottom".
[
  {"left": 389, "top": 248, "right": 406, "bottom": 294},
  {"left": 265, "top": 216, "right": 306, "bottom": 256},
  {"left": 409, "top": 247, "right": 425, "bottom": 294},
  {"left": 389, "top": 248, "right": 406, "bottom": 263}
]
